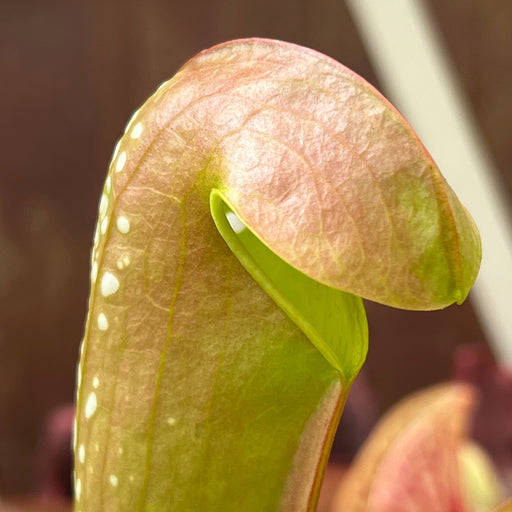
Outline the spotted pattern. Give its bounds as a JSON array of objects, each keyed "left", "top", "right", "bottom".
[
  {"left": 109, "top": 474, "right": 119, "bottom": 488},
  {"left": 101, "top": 272, "right": 119, "bottom": 297},
  {"left": 116, "top": 216, "right": 130, "bottom": 234},
  {"left": 117, "top": 255, "right": 131, "bottom": 270},
  {"left": 78, "top": 444, "right": 85, "bottom": 464},
  {"left": 97, "top": 313, "right": 109, "bottom": 331},
  {"left": 91, "top": 261, "right": 98, "bottom": 284},
  {"left": 76, "top": 113, "right": 149, "bottom": 507},
  {"left": 130, "top": 122, "right": 143, "bottom": 139},
  {"left": 84, "top": 392, "right": 97, "bottom": 419},
  {"left": 115, "top": 151, "right": 127, "bottom": 173}
]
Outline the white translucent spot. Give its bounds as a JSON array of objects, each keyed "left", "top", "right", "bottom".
[
  {"left": 105, "top": 175, "right": 112, "bottom": 193},
  {"left": 94, "top": 228, "right": 99, "bottom": 247},
  {"left": 78, "top": 444, "right": 85, "bottom": 464},
  {"left": 94, "top": 443, "right": 99, "bottom": 452},
  {"left": 85, "top": 392, "right": 97, "bottom": 418},
  {"left": 112, "top": 139, "right": 121, "bottom": 161},
  {"left": 99, "top": 194, "right": 108, "bottom": 219},
  {"left": 116, "top": 216, "right": 130, "bottom": 234},
  {"left": 77, "top": 363, "right": 82, "bottom": 387},
  {"left": 109, "top": 474, "right": 118, "bottom": 487},
  {"left": 100, "top": 216, "right": 109, "bottom": 235},
  {"left": 167, "top": 417, "right": 176, "bottom": 426},
  {"left": 93, "top": 376, "right": 100, "bottom": 389},
  {"left": 101, "top": 272, "right": 119, "bottom": 296},
  {"left": 129, "top": 475, "right": 134, "bottom": 483},
  {"left": 125, "top": 109, "right": 140, "bottom": 134},
  {"left": 226, "top": 211, "right": 246, "bottom": 234},
  {"left": 116, "top": 255, "right": 131, "bottom": 270},
  {"left": 91, "top": 261, "right": 98, "bottom": 284},
  {"left": 97, "top": 313, "right": 109, "bottom": 331},
  {"left": 130, "top": 122, "right": 143, "bottom": 139},
  {"left": 115, "top": 151, "right": 126, "bottom": 173},
  {"left": 76, "top": 478, "right": 82, "bottom": 501},
  {"left": 118, "top": 447, "right": 123, "bottom": 455}
]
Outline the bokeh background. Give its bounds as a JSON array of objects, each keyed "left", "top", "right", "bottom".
[{"left": 1, "top": 0, "right": 510, "bottom": 500}]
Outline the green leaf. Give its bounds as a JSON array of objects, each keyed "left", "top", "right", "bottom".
[
  {"left": 74, "top": 38, "right": 481, "bottom": 512},
  {"left": 210, "top": 189, "right": 367, "bottom": 381}
]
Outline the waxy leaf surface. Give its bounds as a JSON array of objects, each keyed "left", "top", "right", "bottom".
[{"left": 74, "top": 39, "right": 481, "bottom": 512}]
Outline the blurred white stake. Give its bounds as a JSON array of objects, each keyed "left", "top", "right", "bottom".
[{"left": 346, "top": 0, "right": 512, "bottom": 365}]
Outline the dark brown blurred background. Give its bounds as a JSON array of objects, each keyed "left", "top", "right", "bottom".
[{"left": 1, "top": 0, "right": 510, "bottom": 498}]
